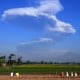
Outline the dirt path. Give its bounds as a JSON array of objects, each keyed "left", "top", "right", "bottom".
[{"left": 0, "top": 75, "right": 80, "bottom": 80}]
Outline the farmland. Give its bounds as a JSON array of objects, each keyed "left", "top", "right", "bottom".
[{"left": 0, "top": 64, "right": 80, "bottom": 74}]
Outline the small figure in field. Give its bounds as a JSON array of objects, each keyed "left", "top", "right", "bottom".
[
  {"left": 75, "top": 72, "right": 78, "bottom": 77},
  {"left": 10, "top": 72, "right": 14, "bottom": 77},
  {"left": 48, "top": 74, "right": 51, "bottom": 77},
  {"left": 66, "top": 72, "right": 69, "bottom": 77},
  {"left": 71, "top": 72, "right": 73, "bottom": 77},
  {"left": 61, "top": 72, "right": 64, "bottom": 77},
  {"left": 15, "top": 72, "right": 20, "bottom": 77}
]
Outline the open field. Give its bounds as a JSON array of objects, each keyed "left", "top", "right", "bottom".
[
  {"left": 0, "top": 75, "right": 80, "bottom": 80},
  {"left": 0, "top": 64, "right": 80, "bottom": 80},
  {"left": 0, "top": 64, "right": 80, "bottom": 74}
]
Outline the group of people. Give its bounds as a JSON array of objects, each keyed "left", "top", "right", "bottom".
[
  {"left": 10, "top": 72, "right": 78, "bottom": 77},
  {"left": 61, "top": 72, "right": 78, "bottom": 77},
  {"left": 10, "top": 72, "right": 20, "bottom": 77}
]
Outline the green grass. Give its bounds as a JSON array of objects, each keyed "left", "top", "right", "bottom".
[{"left": 0, "top": 64, "right": 80, "bottom": 74}]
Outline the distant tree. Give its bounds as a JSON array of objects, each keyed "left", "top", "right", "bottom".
[
  {"left": 17, "top": 56, "right": 22, "bottom": 64},
  {"left": 0, "top": 56, "right": 6, "bottom": 67},
  {"left": 26, "top": 60, "right": 31, "bottom": 64},
  {"left": 0, "top": 56, "right": 6, "bottom": 62},
  {"left": 7, "top": 53, "right": 16, "bottom": 66},
  {"left": 49, "top": 61, "right": 53, "bottom": 64},
  {"left": 40, "top": 61, "right": 44, "bottom": 64}
]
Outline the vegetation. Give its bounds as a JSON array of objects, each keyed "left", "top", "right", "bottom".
[
  {"left": 0, "top": 64, "right": 80, "bottom": 74},
  {"left": 0, "top": 56, "right": 6, "bottom": 67},
  {"left": 0, "top": 54, "right": 80, "bottom": 74},
  {"left": 7, "top": 53, "right": 16, "bottom": 66}
]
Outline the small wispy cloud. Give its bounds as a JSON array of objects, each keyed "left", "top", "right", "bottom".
[
  {"left": 20, "top": 37, "right": 53, "bottom": 46},
  {"left": 1, "top": 0, "right": 76, "bottom": 33},
  {"left": 39, "top": 38, "right": 53, "bottom": 42}
]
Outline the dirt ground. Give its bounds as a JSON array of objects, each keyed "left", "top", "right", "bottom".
[{"left": 0, "top": 75, "right": 80, "bottom": 80}]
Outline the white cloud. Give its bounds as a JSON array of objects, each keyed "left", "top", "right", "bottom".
[
  {"left": 38, "top": 0, "right": 63, "bottom": 14},
  {"left": 20, "top": 38, "right": 53, "bottom": 46},
  {"left": 47, "top": 15, "right": 76, "bottom": 33},
  {"left": 2, "top": 0, "right": 62, "bottom": 18},
  {"left": 2, "top": 7, "right": 38, "bottom": 18},
  {"left": 39, "top": 38, "right": 53, "bottom": 42},
  {"left": 1, "top": 0, "right": 76, "bottom": 33}
]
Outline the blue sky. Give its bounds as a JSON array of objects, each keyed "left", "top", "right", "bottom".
[{"left": 0, "top": 0, "right": 80, "bottom": 62}]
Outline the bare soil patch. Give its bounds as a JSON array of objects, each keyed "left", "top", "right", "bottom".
[{"left": 0, "top": 75, "right": 80, "bottom": 80}]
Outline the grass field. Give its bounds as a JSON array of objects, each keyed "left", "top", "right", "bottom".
[{"left": 0, "top": 64, "right": 80, "bottom": 74}]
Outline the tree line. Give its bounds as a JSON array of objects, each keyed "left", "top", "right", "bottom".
[
  {"left": 0, "top": 53, "right": 80, "bottom": 67},
  {"left": 0, "top": 53, "right": 53, "bottom": 67},
  {"left": 0, "top": 53, "right": 23, "bottom": 67}
]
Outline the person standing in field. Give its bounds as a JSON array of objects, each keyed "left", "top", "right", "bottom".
[
  {"left": 66, "top": 72, "right": 69, "bottom": 77},
  {"left": 75, "top": 72, "right": 78, "bottom": 77},
  {"left": 15, "top": 72, "right": 20, "bottom": 77},
  {"left": 10, "top": 72, "right": 14, "bottom": 77},
  {"left": 71, "top": 72, "right": 73, "bottom": 77}
]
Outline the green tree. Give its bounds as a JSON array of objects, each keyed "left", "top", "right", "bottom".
[
  {"left": 8, "top": 53, "right": 16, "bottom": 66},
  {"left": 17, "top": 56, "right": 22, "bottom": 64},
  {"left": 0, "top": 56, "right": 6, "bottom": 67}
]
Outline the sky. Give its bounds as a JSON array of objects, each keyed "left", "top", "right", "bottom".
[{"left": 0, "top": 0, "right": 80, "bottom": 62}]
